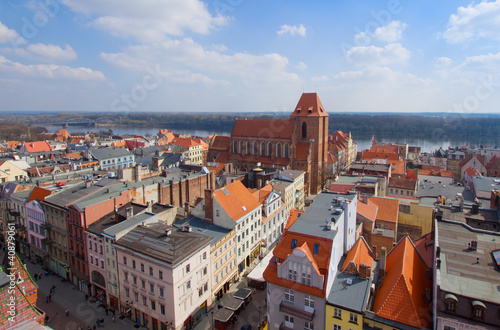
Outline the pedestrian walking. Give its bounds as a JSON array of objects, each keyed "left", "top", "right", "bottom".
[
  {"left": 112, "top": 309, "right": 116, "bottom": 317},
  {"left": 112, "top": 315, "right": 116, "bottom": 323},
  {"left": 65, "top": 308, "right": 69, "bottom": 317},
  {"left": 48, "top": 294, "right": 51, "bottom": 302},
  {"left": 52, "top": 285, "right": 56, "bottom": 293}
]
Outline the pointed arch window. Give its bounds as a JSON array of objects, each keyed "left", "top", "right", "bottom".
[
  {"left": 239, "top": 141, "right": 243, "bottom": 154},
  {"left": 260, "top": 142, "right": 265, "bottom": 156},
  {"left": 302, "top": 121, "right": 307, "bottom": 139},
  {"left": 233, "top": 141, "right": 238, "bottom": 154},
  {"left": 246, "top": 141, "right": 251, "bottom": 155},
  {"left": 267, "top": 142, "right": 273, "bottom": 156},
  {"left": 253, "top": 141, "right": 258, "bottom": 155},
  {"left": 277, "top": 143, "right": 282, "bottom": 158},
  {"left": 284, "top": 143, "right": 290, "bottom": 158}
]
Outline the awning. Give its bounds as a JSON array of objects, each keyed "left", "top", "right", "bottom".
[
  {"left": 222, "top": 295, "right": 244, "bottom": 311},
  {"left": 472, "top": 300, "right": 486, "bottom": 309},
  {"left": 214, "top": 308, "right": 234, "bottom": 323},
  {"left": 444, "top": 293, "right": 458, "bottom": 302},
  {"left": 234, "top": 288, "right": 252, "bottom": 300},
  {"left": 247, "top": 248, "right": 274, "bottom": 282}
]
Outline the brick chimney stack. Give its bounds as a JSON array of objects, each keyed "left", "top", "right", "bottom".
[{"left": 204, "top": 189, "right": 214, "bottom": 224}]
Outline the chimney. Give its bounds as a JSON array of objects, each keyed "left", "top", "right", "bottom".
[
  {"left": 184, "top": 202, "right": 191, "bottom": 216},
  {"left": 204, "top": 189, "right": 214, "bottom": 224},
  {"left": 224, "top": 163, "right": 231, "bottom": 174},
  {"left": 126, "top": 207, "right": 133, "bottom": 219},
  {"left": 379, "top": 247, "right": 387, "bottom": 278},
  {"left": 359, "top": 264, "right": 371, "bottom": 280}
]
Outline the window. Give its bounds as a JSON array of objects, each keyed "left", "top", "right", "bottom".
[
  {"left": 349, "top": 313, "right": 358, "bottom": 324},
  {"left": 306, "top": 274, "right": 311, "bottom": 286},
  {"left": 302, "top": 273, "right": 306, "bottom": 284},
  {"left": 186, "top": 280, "right": 191, "bottom": 290},
  {"left": 334, "top": 308, "right": 342, "bottom": 319},
  {"left": 199, "top": 288, "right": 203, "bottom": 297},
  {"left": 293, "top": 271, "right": 297, "bottom": 281},
  {"left": 125, "top": 287, "right": 129, "bottom": 297},
  {"left": 216, "top": 210, "right": 220, "bottom": 217},
  {"left": 123, "top": 256, "right": 127, "bottom": 265},
  {"left": 277, "top": 143, "right": 282, "bottom": 158},
  {"left": 313, "top": 243, "right": 319, "bottom": 254},
  {"left": 284, "top": 314, "right": 294, "bottom": 324},
  {"left": 186, "top": 264, "right": 190, "bottom": 273},
  {"left": 445, "top": 300, "right": 456, "bottom": 313},
  {"left": 284, "top": 289, "right": 294, "bottom": 303},
  {"left": 151, "top": 300, "right": 156, "bottom": 311},
  {"left": 302, "top": 121, "right": 307, "bottom": 139},
  {"left": 288, "top": 270, "right": 293, "bottom": 280},
  {"left": 203, "top": 252, "right": 207, "bottom": 260},
  {"left": 132, "top": 260, "right": 136, "bottom": 269},
  {"left": 132, "top": 276, "right": 137, "bottom": 286},
  {"left": 149, "top": 283, "right": 154, "bottom": 293},
  {"left": 159, "top": 287, "right": 164, "bottom": 298},
  {"left": 267, "top": 142, "right": 272, "bottom": 156},
  {"left": 149, "top": 267, "right": 153, "bottom": 276},
  {"left": 134, "top": 292, "right": 138, "bottom": 302},
  {"left": 160, "top": 304, "right": 165, "bottom": 315},
  {"left": 141, "top": 263, "right": 144, "bottom": 272},
  {"left": 305, "top": 295, "right": 314, "bottom": 308},
  {"left": 291, "top": 239, "right": 297, "bottom": 249},
  {"left": 141, "top": 279, "right": 145, "bottom": 289},
  {"left": 305, "top": 321, "right": 314, "bottom": 330},
  {"left": 203, "top": 267, "right": 207, "bottom": 276},
  {"left": 333, "top": 325, "right": 342, "bottom": 330},
  {"left": 159, "top": 270, "right": 163, "bottom": 280},
  {"left": 142, "top": 296, "right": 147, "bottom": 306}
]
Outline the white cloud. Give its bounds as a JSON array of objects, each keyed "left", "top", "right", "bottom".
[
  {"left": 346, "top": 43, "right": 410, "bottom": 67},
  {"left": 0, "top": 55, "right": 105, "bottom": 81},
  {"left": 435, "top": 57, "right": 453, "bottom": 68},
  {"left": 296, "top": 62, "right": 308, "bottom": 70},
  {"left": 100, "top": 38, "right": 301, "bottom": 85},
  {"left": 0, "top": 21, "right": 26, "bottom": 45},
  {"left": 277, "top": 24, "right": 306, "bottom": 37},
  {"left": 311, "top": 75, "right": 329, "bottom": 82},
  {"left": 61, "top": 0, "right": 229, "bottom": 42},
  {"left": 26, "top": 44, "right": 77, "bottom": 61},
  {"left": 354, "top": 31, "right": 370, "bottom": 45},
  {"left": 373, "top": 21, "right": 407, "bottom": 42},
  {"left": 443, "top": 0, "right": 500, "bottom": 43}
]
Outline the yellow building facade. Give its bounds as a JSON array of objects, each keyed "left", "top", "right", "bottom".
[
  {"left": 398, "top": 201, "right": 433, "bottom": 236},
  {"left": 326, "top": 305, "right": 363, "bottom": 330}
]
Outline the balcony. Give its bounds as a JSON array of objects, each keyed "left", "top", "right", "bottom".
[
  {"left": 279, "top": 322, "right": 294, "bottom": 330},
  {"left": 40, "top": 223, "right": 52, "bottom": 230},
  {"left": 279, "top": 300, "right": 315, "bottom": 321}
]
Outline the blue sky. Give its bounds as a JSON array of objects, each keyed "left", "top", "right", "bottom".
[{"left": 1, "top": 0, "right": 500, "bottom": 114}]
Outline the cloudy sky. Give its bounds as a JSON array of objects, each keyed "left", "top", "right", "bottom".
[{"left": 1, "top": 0, "right": 500, "bottom": 114}]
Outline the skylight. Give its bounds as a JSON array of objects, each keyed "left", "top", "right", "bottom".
[{"left": 221, "top": 188, "right": 229, "bottom": 195}]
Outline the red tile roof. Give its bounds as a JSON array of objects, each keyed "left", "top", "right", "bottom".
[
  {"left": 251, "top": 184, "right": 273, "bottom": 204},
  {"left": 329, "top": 131, "right": 349, "bottom": 143},
  {"left": 210, "top": 135, "right": 231, "bottom": 151},
  {"left": 169, "top": 137, "right": 202, "bottom": 149},
  {"left": 342, "top": 237, "right": 374, "bottom": 272},
  {"left": 328, "top": 184, "right": 355, "bottom": 194},
  {"left": 465, "top": 166, "right": 481, "bottom": 178},
  {"left": 373, "top": 236, "right": 432, "bottom": 329},
  {"left": 388, "top": 177, "right": 417, "bottom": 190},
  {"left": 23, "top": 141, "right": 52, "bottom": 153},
  {"left": 28, "top": 186, "right": 52, "bottom": 202},
  {"left": 231, "top": 118, "right": 295, "bottom": 139},
  {"left": 357, "top": 199, "right": 378, "bottom": 222},
  {"left": 413, "top": 232, "right": 433, "bottom": 268},
  {"left": 57, "top": 129, "right": 71, "bottom": 138},
  {"left": 213, "top": 181, "right": 261, "bottom": 221},
  {"left": 362, "top": 151, "right": 400, "bottom": 162},
  {"left": 289, "top": 93, "right": 329, "bottom": 117},
  {"left": 369, "top": 196, "right": 399, "bottom": 224}
]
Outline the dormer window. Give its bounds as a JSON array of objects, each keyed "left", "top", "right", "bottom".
[
  {"left": 308, "top": 107, "right": 313, "bottom": 113},
  {"left": 313, "top": 243, "right": 319, "bottom": 254},
  {"left": 296, "top": 107, "right": 301, "bottom": 113},
  {"left": 291, "top": 239, "right": 297, "bottom": 249}
]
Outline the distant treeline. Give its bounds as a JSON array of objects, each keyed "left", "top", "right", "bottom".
[
  {"left": 0, "top": 121, "right": 47, "bottom": 141},
  {"left": 1, "top": 112, "right": 499, "bottom": 145}
]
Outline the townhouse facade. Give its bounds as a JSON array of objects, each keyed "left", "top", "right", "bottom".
[
  {"left": 115, "top": 223, "right": 212, "bottom": 330},
  {"left": 85, "top": 147, "right": 135, "bottom": 171},
  {"left": 26, "top": 200, "right": 48, "bottom": 264}
]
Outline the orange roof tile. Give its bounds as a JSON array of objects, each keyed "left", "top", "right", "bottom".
[
  {"left": 406, "top": 169, "right": 418, "bottom": 181},
  {"left": 169, "top": 137, "right": 202, "bottom": 149},
  {"left": 357, "top": 199, "right": 378, "bottom": 222},
  {"left": 284, "top": 209, "right": 304, "bottom": 231},
  {"left": 23, "top": 141, "right": 52, "bottom": 153},
  {"left": 289, "top": 93, "right": 329, "bottom": 117},
  {"left": 231, "top": 118, "right": 295, "bottom": 138},
  {"left": 342, "top": 237, "right": 374, "bottom": 272},
  {"left": 251, "top": 184, "right": 273, "bottom": 204},
  {"left": 28, "top": 186, "right": 52, "bottom": 202},
  {"left": 210, "top": 135, "right": 231, "bottom": 151},
  {"left": 328, "top": 184, "right": 354, "bottom": 194},
  {"left": 8, "top": 141, "right": 20, "bottom": 149},
  {"left": 329, "top": 131, "right": 349, "bottom": 143},
  {"left": 213, "top": 181, "right": 261, "bottom": 221},
  {"left": 369, "top": 196, "right": 399, "bottom": 224},
  {"left": 57, "top": 129, "right": 71, "bottom": 138},
  {"left": 388, "top": 177, "right": 416, "bottom": 190},
  {"left": 373, "top": 236, "right": 432, "bottom": 329},
  {"left": 389, "top": 160, "right": 406, "bottom": 175},
  {"left": 362, "top": 151, "right": 400, "bottom": 162},
  {"left": 413, "top": 233, "right": 433, "bottom": 268},
  {"left": 465, "top": 166, "right": 481, "bottom": 178}
]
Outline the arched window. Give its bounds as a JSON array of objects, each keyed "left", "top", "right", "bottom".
[
  {"left": 91, "top": 271, "right": 106, "bottom": 288},
  {"left": 246, "top": 141, "right": 251, "bottom": 155},
  {"left": 302, "top": 121, "right": 307, "bottom": 139},
  {"left": 277, "top": 143, "right": 282, "bottom": 158},
  {"left": 284, "top": 143, "right": 290, "bottom": 158},
  {"left": 233, "top": 140, "right": 238, "bottom": 154},
  {"left": 253, "top": 141, "right": 258, "bottom": 155},
  {"left": 260, "top": 142, "right": 265, "bottom": 156},
  {"left": 267, "top": 142, "right": 273, "bottom": 156},
  {"left": 239, "top": 141, "right": 243, "bottom": 154}
]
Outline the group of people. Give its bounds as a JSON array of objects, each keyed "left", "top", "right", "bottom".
[
  {"left": 33, "top": 272, "right": 43, "bottom": 280},
  {"left": 45, "top": 285, "right": 56, "bottom": 303}
]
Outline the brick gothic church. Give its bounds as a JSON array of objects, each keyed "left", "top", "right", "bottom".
[{"left": 209, "top": 93, "right": 329, "bottom": 195}]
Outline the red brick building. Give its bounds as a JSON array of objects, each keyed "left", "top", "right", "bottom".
[{"left": 210, "top": 93, "right": 329, "bottom": 194}]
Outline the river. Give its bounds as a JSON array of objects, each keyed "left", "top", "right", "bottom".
[{"left": 44, "top": 125, "right": 476, "bottom": 153}]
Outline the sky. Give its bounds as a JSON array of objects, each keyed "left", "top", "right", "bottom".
[{"left": 1, "top": 0, "right": 500, "bottom": 114}]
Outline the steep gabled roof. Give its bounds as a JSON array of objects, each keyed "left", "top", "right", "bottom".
[
  {"left": 28, "top": 186, "right": 52, "bottom": 202},
  {"left": 357, "top": 199, "right": 378, "bottom": 222},
  {"left": 231, "top": 118, "right": 295, "bottom": 139},
  {"left": 213, "top": 181, "right": 261, "bottom": 221},
  {"left": 23, "top": 141, "right": 52, "bottom": 153},
  {"left": 341, "top": 237, "right": 374, "bottom": 272},
  {"left": 373, "top": 236, "right": 432, "bottom": 329},
  {"left": 289, "top": 93, "right": 329, "bottom": 117},
  {"left": 210, "top": 135, "right": 231, "bottom": 151}
]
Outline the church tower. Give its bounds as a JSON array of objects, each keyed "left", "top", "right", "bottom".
[{"left": 290, "top": 93, "right": 329, "bottom": 194}]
